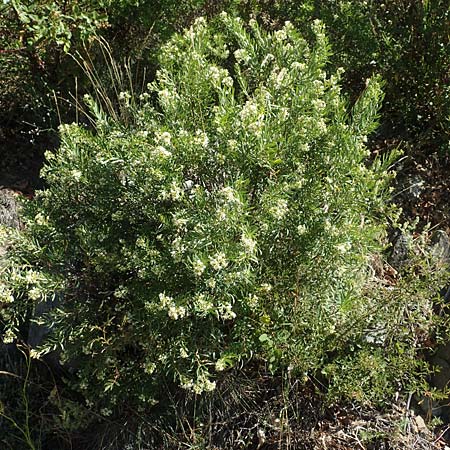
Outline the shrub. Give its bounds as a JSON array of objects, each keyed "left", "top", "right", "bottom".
[{"left": 0, "top": 15, "right": 442, "bottom": 414}]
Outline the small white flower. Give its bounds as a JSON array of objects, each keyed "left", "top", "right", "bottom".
[
  {"left": 174, "top": 216, "right": 188, "bottom": 229},
  {"left": 316, "top": 119, "right": 327, "bottom": 134},
  {"left": 336, "top": 242, "right": 351, "bottom": 254},
  {"left": 193, "top": 258, "right": 206, "bottom": 277},
  {"left": 203, "top": 379, "right": 216, "bottom": 391},
  {"left": 194, "top": 293, "right": 214, "bottom": 314},
  {"left": 234, "top": 48, "right": 251, "bottom": 64},
  {"left": 169, "top": 182, "right": 183, "bottom": 200},
  {"left": 215, "top": 358, "right": 227, "bottom": 372},
  {"left": 247, "top": 294, "right": 259, "bottom": 309},
  {"left": 144, "top": 362, "right": 156, "bottom": 374},
  {"left": 168, "top": 305, "right": 187, "bottom": 320},
  {"left": 216, "top": 208, "right": 227, "bottom": 221},
  {"left": 157, "top": 131, "right": 172, "bottom": 145},
  {"left": 274, "top": 68, "right": 288, "bottom": 89},
  {"left": 291, "top": 61, "right": 306, "bottom": 71},
  {"left": 270, "top": 199, "right": 289, "bottom": 220},
  {"left": 28, "top": 287, "right": 41, "bottom": 301},
  {"left": 297, "top": 224, "right": 307, "bottom": 235},
  {"left": 71, "top": 169, "right": 82, "bottom": 181},
  {"left": 313, "top": 99, "right": 326, "bottom": 110},
  {"left": 221, "top": 186, "right": 240, "bottom": 204},
  {"left": 25, "top": 270, "right": 39, "bottom": 284},
  {"left": 194, "top": 16, "right": 206, "bottom": 27},
  {"left": 159, "top": 293, "right": 173, "bottom": 307},
  {"left": 155, "top": 146, "right": 172, "bottom": 159},
  {"left": 219, "top": 303, "right": 236, "bottom": 320},
  {"left": 180, "top": 376, "right": 194, "bottom": 390},
  {"left": 209, "top": 65, "right": 222, "bottom": 83},
  {"left": 194, "top": 129, "right": 209, "bottom": 148},
  {"left": 241, "top": 234, "right": 257, "bottom": 253},
  {"left": 222, "top": 76, "right": 234, "bottom": 88},
  {"left": 240, "top": 100, "right": 258, "bottom": 121},
  {"left": 35, "top": 213, "right": 49, "bottom": 226},
  {"left": 119, "top": 91, "right": 131, "bottom": 101},
  {"left": 2, "top": 329, "right": 15, "bottom": 344},
  {"left": 274, "top": 28, "right": 287, "bottom": 41},
  {"left": 170, "top": 236, "right": 186, "bottom": 261},
  {"left": 210, "top": 252, "right": 228, "bottom": 271},
  {"left": 100, "top": 408, "right": 113, "bottom": 417}
]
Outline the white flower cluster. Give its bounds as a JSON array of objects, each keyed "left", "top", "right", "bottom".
[
  {"left": 34, "top": 212, "right": 49, "bottom": 226},
  {"left": 156, "top": 131, "right": 172, "bottom": 145},
  {"left": 193, "top": 129, "right": 209, "bottom": 148},
  {"left": 270, "top": 199, "right": 289, "bottom": 220},
  {"left": 217, "top": 302, "right": 236, "bottom": 320},
  {"left": 154, "top": 145, "right": 172, "bottom": 159},
  {"left": 158, "top": 293, "right": 187, "bottom": 320},
  {"left": 241, "top": 233, "right": 257, "bottom": 254},
  {"left": 192, "top": 258, "right": 206, "bottom": 277},
  {"left": 158, "top": 88, "right": 178, "bottom": 108},
  {"left": 180, "top": 373, "right": 216, "bottom": 394},
  {"left": 297, "top": 224, "right": 307, "bottom": 235},
  {"left": 222, "top": 76, "right": 234, "bottom": 88},
  {"left": 215, "top": 358, "right": 227, "bottom": 372},
  {"left": 261, "top": 53, "right": 275, "bottom": 68},
  {"left": 239, "top": 100, "right": 265, "bottom": 136},
  {"left": 239, "top": 100, "right": 258, "bottom": 122},
  {"left": 194, "top": 293, "right": 214, "bottom": 315},
  {"left": 0, "top": 283, "right": 14, "bottom": 304},
  {"left": 220, "top": 186, "right": 241, "bottom": 205},
  {"left": 208, "top": 65, "right": 230, "bottom": 86},
  {"left": 2, "top": 328, "right": 14, "bottom": 344},
  {"left": 170, "top": 236, "right": 186, "bottom": 262},
  {"left": 234, "top": 48, "right": 251, "bottom": 64},
  {"left": 168, "top": 304, "right": 187, "bottom": 320},
  {"left": 274, "top": 67, "right": 288, "bottom": 90},
  {"left": 161, "top": 181, "right": 183, "bottom": 201},
  {"left": 209, "top": 252, "right": 228, "bottom": 271},
  {"left": 291, "top": 61, "right": 306, "bottom": 71},
  {"left": 118, "top": 91, "right": 131, "bottom": 106},
  {"left": 336, "top": 242, "right": 352, "bottom": 254}
]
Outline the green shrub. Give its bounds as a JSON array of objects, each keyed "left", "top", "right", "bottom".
[{"left": 0, "top": 15, "right": 442, "bottom": 414}]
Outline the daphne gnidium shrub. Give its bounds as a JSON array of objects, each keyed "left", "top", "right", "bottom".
[{"left": 0, "top": 15, "right": 438, "bottom": 412}]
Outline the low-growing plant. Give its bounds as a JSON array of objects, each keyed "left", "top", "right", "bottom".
[{"left": 0, "top": 15, "right": 444, "bottom": 417}]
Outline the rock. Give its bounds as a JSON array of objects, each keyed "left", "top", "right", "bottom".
[
  {"left": 389, "top": 230, "right": 410, "bottom": 269},
  {"left": 414, "top": 414, "right": 429, "bottom": 436},
  {"left": 0, "top": 189, "right": 20, "bottom": 264},
  {"left": 0, "top": 189, "right": 20, "bottom": 229},
  {"left": 431, "top": 230, "right": 450, "bottom": 265}
]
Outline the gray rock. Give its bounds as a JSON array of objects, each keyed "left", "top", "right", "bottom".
[
  {"left": 0, "top": 189, "right": 20, "bottom": 264},
  {"left": 0, "top": 189, "right": 20, "bottom": 229},
  {"left": 389, "top": 231, "right": 410, "bottom": 269},
  {"left": 431, "top": 230, "right": 450, "bottom": 265}
]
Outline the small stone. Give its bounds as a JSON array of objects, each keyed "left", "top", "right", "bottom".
[
  {"left": 431, "top": 230, "right": 450, "bottom": 265},
  {"left": 414, "top": 415, "right": 429, "bottom": 435}
]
